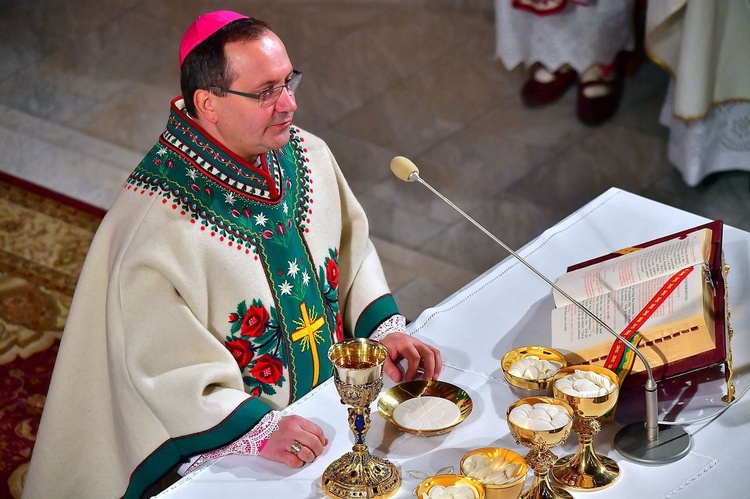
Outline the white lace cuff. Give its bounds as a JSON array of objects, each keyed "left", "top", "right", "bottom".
[
  {"left": 369, "top": 314, "right": 408, "bottom": 342},
  {"left": 183, "top": 410, "right": 282, "bottom": 474}
]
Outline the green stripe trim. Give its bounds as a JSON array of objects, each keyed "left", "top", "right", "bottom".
[
  {"left": 354, "top": 294, "right": 399, "bottom": 339},
  {"left": 123, "top": 397, "right": 270, "bottom": 498}
]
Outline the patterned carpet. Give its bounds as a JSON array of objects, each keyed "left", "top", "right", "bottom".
[{"left": 0, "top": 172, "right": 104, "bottom": 498}]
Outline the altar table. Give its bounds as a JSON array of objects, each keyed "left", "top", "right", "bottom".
[{"left": 156, "top": 188, "right": 750, "bottom": 498}]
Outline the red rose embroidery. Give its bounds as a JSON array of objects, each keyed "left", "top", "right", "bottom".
[
  {"left": 225, "top": 338, "right": 254, "bottom": 369},
  {"left": 335, "top": 312, "right": 344, "bottom": 342},
  {"left": 240, "top": 305, "right": 269, "bottom": 337},
  {"left": 326, "top": 258, "right": 339, "bottom": 290},
  {"left": 251, "top": 354, "right": 284, "bottom": 385}
]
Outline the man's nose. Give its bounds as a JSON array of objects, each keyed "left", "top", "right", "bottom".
[{"left": 275, "top": 87, "right": 297, "bottom": 112}]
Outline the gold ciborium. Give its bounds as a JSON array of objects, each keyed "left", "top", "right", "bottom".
[
  {"left": 507, "top": 397, "right": 574, "bottom": 499},
  {"left": 501, "top": 346, "right": 567, "bottom": 399},
  {"left": 322, "top": 338, "right": 401, "bottom": 499},
  {"left": 551, "top": 365, "right": 620, "bottom": 491}
]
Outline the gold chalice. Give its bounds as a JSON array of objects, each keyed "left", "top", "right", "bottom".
[
  {"left": 551, "top": 365, "right": 620, "bottom": 491},
  {"left": 506, "top": 397, "right": 574, "bottom": 499},
  {"left": 322, "top": 338, "right": 401, "bottom": 499}
]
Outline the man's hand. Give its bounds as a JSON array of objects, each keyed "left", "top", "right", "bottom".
[
  {"left": 379, "top": 332, "right": 442, "bottom": 382},
  {"left": 259, "top": 415, "right": 328, "bottom": 468}
]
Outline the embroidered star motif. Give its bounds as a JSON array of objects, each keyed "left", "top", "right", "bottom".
[
  {"left": 288, "top": 259, "right": 300, "bottom": 277},
  {"left": 279, "top": 281, "right": 293, "bottom": 295},
  {"left": 156, "top": 146, "right": 168, "bottom": 156},
  {"left": 301, "top": 270, "right": 311, "bottom": 285},
  {"left": 186, "top": 168, "right": 198, "bottom": 180},
  {"left": 224, "top": 192, "right": 236, "bottom": 205},
  {"left": 254, "top": 213, "right": 268, "bottom": 227}
]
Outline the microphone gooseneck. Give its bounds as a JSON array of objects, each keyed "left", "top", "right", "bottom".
[{"left": 390, "top": 155, "right": 691, "bottom": 464}]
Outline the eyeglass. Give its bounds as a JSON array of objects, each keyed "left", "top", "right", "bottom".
[{"left": 210, "top": 70, "right": 302, "bottom": 108}]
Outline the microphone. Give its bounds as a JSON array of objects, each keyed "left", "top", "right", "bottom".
[{"left": 390, "top": 155, "right": 692, "bottom": 464}]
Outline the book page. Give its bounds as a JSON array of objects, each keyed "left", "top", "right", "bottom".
[
  {"left": 551, "top": 265, "right": 705, "bottom": 353},
  {"left": 553, "top": 229, "right": 710, "bottom": 307}
]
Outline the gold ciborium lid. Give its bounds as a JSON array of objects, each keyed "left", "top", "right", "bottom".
[{"left": 328, "top": 337, "right": 387, "bottom": 386}]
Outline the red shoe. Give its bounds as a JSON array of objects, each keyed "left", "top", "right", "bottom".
[
  {"left": 576, "top": 58, "right": 625, "bottom": 126},
  {"left": 521, "top": 63, "right": 577, "bottom": 107}
]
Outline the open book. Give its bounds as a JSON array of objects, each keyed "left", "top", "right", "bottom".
[{"left": 550, "top": 220, "right": 728, "bottom": 388}]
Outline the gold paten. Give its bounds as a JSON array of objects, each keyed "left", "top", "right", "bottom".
[
  {"left": 378, "top": 380, "right": 473, "bottom": 436},
  {"left": 551, "top": 365, "right": 620, "bottom": 491},
  {"left": 416, "top": 474, "right": 486, "bottom": 499},
  {"left": 501, "top": 346, "right": 568, "bottom": 398},
  {"left": 460, "top": 448, "right": 527, "bottom": 499},
  {"left": 507, "top": 397, "right": 574, "bottom": 499},
  {"left": 322, "top": 338, "right": 401, "bottom": 499}
]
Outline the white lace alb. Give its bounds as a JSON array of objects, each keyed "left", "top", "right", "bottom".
[
  {"left": 183, "top": 410, "right": 282, "bottom": 474},
  {"left": 660, "top": 82, "right": 750, "bottom": 187},
  {"left": 494, "top": 0, "right": 635, "bottom": 73},
  {"left": 369, "top": 314, "right": 408, "bottom": 342}
]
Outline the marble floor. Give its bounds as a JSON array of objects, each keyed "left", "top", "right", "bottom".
[{"left": 2, "top": 0, "right": 749, "bottom": 321}]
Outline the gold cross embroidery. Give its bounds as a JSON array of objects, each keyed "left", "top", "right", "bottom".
[{"left": 291, "top": 302, "right": 326, "bottom": 386}]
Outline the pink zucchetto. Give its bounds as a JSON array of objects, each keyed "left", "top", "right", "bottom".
[{"left": 179, "top": 10, "right": 249, "bottom": 67}]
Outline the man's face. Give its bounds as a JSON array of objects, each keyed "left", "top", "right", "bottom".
[{"left": 209, "top": 32, "right": 297, "bottom": 162}]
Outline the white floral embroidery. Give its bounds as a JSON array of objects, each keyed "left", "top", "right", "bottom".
[
  {"left": 224, "top": 192, "right": 236, "bottom": 205},
  {"left": 279, "top": 281, "right": 293, "bottom": 295},
  {"left": 156, "top": 145, "right": 168, "bottom": 156},
  {"left": 288, "top": 259, "right": 300, "bottom": 277},
  {"left": 254, "top": 213, "right": 268, "bottom": 226},
  {"left": 301, "top": 270, "right": 311, "bottom": 285},
  {"left": 186, "top": 167, "right": 198, "bottom": 180},
  {"left": 282, "top": 202, "right": 289, "bottom": 215}
]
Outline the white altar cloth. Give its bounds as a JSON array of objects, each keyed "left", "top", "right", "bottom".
[{"left": 156, "top": 188, "right": 750, "bottom": 498}]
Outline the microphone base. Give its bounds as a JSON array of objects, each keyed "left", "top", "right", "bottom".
[{"left": 614, "top": 423, "right": 691, "bottom": 465}]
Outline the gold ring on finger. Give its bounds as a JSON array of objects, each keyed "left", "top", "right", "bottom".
[{"left": 290, "top": 440, "right": 303, "bottom": 456}]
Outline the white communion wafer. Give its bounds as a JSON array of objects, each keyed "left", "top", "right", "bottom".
[
  {"left": 462, "top": 454, "right": 490, "bottom": 474},
  {"left": 393, "top": 396, "right": 461, "bottom": 431},
  {"left": 508, "top": 402, "right": 571, "bottom": 430},
  {"left": 462, "top": 454, "right": 523, "bottom": 485},
  {"left": 507, "top": 356, "right": 562, "bottom": 380},
  {"left": 425, "top": 483, "right": 478, "bottom": 499},
  {"left": 556, "top": 369, "right": 617, "bottom": 398}
]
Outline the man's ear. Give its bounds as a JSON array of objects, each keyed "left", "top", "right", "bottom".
[{"left": 193, "top": 89, "right": 219, "bottom": 124}]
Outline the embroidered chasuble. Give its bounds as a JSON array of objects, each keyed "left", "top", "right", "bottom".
[{"left": 24, "top": 98, "right": 399, "bottom": 498}]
